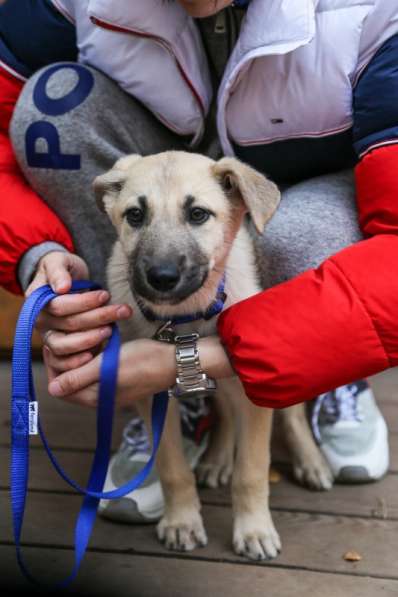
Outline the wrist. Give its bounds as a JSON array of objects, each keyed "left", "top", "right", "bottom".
[
  {"left": 155, "top": 340, "right": 177, "bottom": 391},
  {"left": 197, "top": 335, "right": 235, "bottom": 380}
]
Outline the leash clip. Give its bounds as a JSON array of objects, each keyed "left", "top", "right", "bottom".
[{"left": 153, "top": 320, "right": 176, "bottom": 344}]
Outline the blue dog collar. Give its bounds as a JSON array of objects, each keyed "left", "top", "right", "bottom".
[{"left": 138, "top": 275, "right": 227, "bottom": 325}]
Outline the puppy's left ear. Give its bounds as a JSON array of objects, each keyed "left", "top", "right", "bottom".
[
  {"left": 93, "top": 154, "right": 142, "bottom": 214},
  {"left": 212, "top": 157, "right": 280, "bottom": 232}
]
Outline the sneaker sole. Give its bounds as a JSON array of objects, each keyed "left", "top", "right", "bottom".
[{"left": 320, "top": 414, "right": 389, "bottom": 484}]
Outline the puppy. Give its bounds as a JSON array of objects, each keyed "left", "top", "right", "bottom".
[{"left": 94, "top": 151, "right": 333, "bottom": 560}]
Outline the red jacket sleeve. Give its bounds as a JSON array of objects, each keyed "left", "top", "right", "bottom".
[
  {"left": 218, "top": 33, "right": 398, "bottom": 409},
  {"left": 217, "top": 145, "right": 398, "bottom": 408},
  {"left": 0, "top": 67, "right": 74, "bottom": 295}
]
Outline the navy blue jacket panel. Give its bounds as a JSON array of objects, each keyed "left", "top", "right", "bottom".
[{"left": 0, "top": 0, "right": 77, "bottom": 78}]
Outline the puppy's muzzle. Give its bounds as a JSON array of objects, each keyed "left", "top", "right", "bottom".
[{"left": 132, "top": 254, "right": 208, "bottom": 305}]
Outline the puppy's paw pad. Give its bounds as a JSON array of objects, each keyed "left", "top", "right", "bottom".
[{"left": 157, "top": 514, "right": 207, "bottom": 552}]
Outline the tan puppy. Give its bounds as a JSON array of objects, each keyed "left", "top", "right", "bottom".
[{"left": 94, "top": 151, "right": 332, "bottom": 560}]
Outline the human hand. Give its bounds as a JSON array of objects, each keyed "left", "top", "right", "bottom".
[
  {"left": 25, "top": 250, "right": 90, "bottom": 297},
  {"left": 27, "top": 251, "right": 132, "bottom": 370},
  {"left": 45, "top": 337, "right": 176, "bottom": 407},
  {"left": 45, "top": 334, "right": 234, "bottom": 408}
]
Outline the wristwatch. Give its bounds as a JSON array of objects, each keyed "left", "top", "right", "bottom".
[{"left": 170, "top": 332, "right": 217, "bottom": 400}]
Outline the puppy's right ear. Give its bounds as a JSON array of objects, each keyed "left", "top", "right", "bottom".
[
  {"left": 93, "top": 170, "right": 127, "bottom": 213},
  {"left": 93, "top": 154, "right": 141, "bottom": 213}
]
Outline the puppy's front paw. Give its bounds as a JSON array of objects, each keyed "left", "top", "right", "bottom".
[
  {"left": 157, "top": 509, "right": 208, "bottom": 552},
  {"left": 196, "top": 457, "right": 233, "bottom": 489},
  {"left": 196, "top": 433, "right": 234, "bottom": 489},
  {"left": 293, "top": 452, "right": 334, "bottom": 491},
  {"left": 233, "top": 512, "right": 281, "bottom": 561}
]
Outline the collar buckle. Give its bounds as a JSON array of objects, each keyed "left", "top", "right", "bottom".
[{"left": 152, "top": 320, "right": 176, "bottom": 343}]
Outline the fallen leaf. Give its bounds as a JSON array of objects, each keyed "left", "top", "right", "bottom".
[
  {"left": 269, "top": 468, "right": 281, "bottom": 483},
  {"left": 343, "top": 550, "right": 362, "bottom": 562}
]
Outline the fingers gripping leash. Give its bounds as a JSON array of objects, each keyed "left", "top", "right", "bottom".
[{"left": 10, "top": 281, "right": 169, "bottom": 587}]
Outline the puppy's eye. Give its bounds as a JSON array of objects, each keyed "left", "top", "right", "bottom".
[
  {"left": 188, "top": 207, "right": 210, "bottom": 225},
  {"left": 124, "top": 207, "right": 145, "bottom": 227}
]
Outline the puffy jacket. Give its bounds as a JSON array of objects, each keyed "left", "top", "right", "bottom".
[
  {"left": 1, "top": 0, "right": 398, "bottom": 409},
  {"left": 48, "top": 0, "right": 398, "bottom": 153},
  {"left": 0, "top": 0, "right": 76, "bottom": 293}
]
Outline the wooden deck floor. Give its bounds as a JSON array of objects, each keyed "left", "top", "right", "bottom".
[{"left": 1, "top": 362, "right": 398, "bottom": 596}]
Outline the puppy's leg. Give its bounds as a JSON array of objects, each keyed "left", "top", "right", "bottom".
[
  {"left": 196, "top": 392, "right": 235, "bottom": 488},
  {"left": 281, "top": 404, "right": 334, "bottom": 490},
  {"left": 226, "top": 378, "right": 281, "bottom": 561},
  {"left": 136, "top": 396, "right": 207, "bottom": 551}
]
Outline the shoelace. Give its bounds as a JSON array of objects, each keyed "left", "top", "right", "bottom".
[
  {"left": 122, "top": 417, "right": 151, "bottom": 453},
  {"left": 312, "top": 384, "right": 363, "bottom": 443},
  {"left": 122, "top": 398, "right": 210, "bottom": 453}
]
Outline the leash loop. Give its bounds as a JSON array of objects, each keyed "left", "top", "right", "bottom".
[{"left": 10, "top": 281, "right": 169, "bottom": 587}]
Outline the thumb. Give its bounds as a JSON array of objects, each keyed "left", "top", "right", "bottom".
[
  {"left": 25, "top": 267, "right": 49, "bottom": 297},
  {"left": 44, "top": 252, "right": 73, "bottom": 294}
]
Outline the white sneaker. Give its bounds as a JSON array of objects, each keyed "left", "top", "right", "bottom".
[
  {"left": 311, "top": 380, "right": 389, "bottom": 483},
  {"left": 99, "top": 398, "right": 211, "bottom": 523}
]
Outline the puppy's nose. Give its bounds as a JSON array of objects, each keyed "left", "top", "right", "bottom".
[{"left": 146, "top": 264, "right": 181, "bottom": 292}]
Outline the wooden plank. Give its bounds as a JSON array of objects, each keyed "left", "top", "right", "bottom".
[
  {"left": 2, "top": 363, "right": 398, "bottom": 471},
  {"left": 370, "top": 369, "right": 398, "bottom": 404},
  {"left": 202, "top": 474, "right": 398, "bottom": 520},
  {"left": 2, "top": 545, "right": 398, "bottom": 597},
  {"left": 1, "top": 363, "right": 133, "bottom": 450},
  {"left": 389, "top": 434, "right": 398, "bottom": 473},
  {"left": 0, "top": 288, "right": 41, "bottom": 352},
  {"left": 2, "top": 491, "right": 398, "bottom": 579},
  {"left": 0, "top": 361, "right": 55, "bottom": 414},
  {"left": 2, "top": 362, "right": 134, "bottom": 416},
  {"left": 380, "top": 402, "right": 398, "bottom": 433},
  {"left": 2, "top": 413, "right": 398, "bottom": 472},
  {"left": 0, "top": 408, "right": 131, "bottom": 451},
  {"left": 1, "top": 446, "right": 397, "bottom": 522}
]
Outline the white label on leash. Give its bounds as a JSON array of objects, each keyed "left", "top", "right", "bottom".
[{"left": 28, "top": 401, "right": 39, "bottom": 435}]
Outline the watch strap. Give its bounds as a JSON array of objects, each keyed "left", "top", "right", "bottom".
[{"left": 173, "top": 333, "right": 216, "bottom": 396}]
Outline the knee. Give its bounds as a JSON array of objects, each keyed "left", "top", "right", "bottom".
[
  {"left": 257, "top": 171, "right": 362, "bottom": 285},
  {"left": 274, "top": 171, "right": 361, "bottom": 251}
]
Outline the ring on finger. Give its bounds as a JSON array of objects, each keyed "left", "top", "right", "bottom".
[{"left": 42, "top": 329, "right": 55, "bottom": 346}]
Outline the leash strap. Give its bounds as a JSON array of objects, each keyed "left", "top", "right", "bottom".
[{"left": 11, "top": 281, "right": 169, "bottom": 586}]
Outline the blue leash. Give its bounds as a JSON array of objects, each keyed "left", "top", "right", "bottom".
[{"left": 10, "top": 281, "right": 169, "bottom": 587}]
